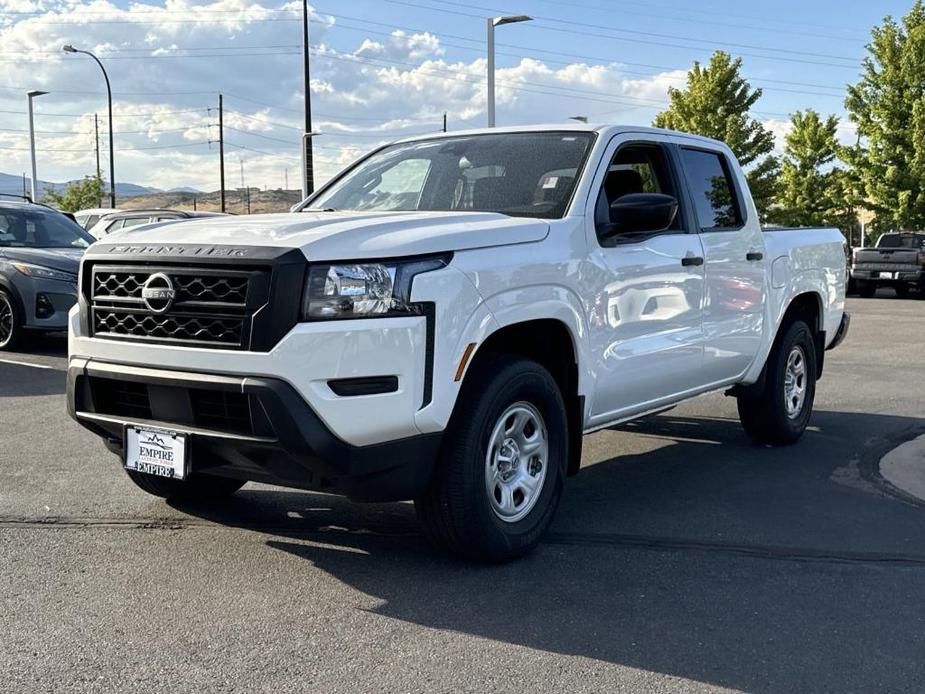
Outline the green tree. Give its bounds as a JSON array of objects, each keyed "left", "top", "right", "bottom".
[
  {"left": 42, "top": 175, "right": 104, "bottom": 213},
  {"left": 653, "top": 51, "right": 779, "bottom": 218},
  {"left": 845, "top": 0, "right": 925, "bottom": 231},
  {"left": 771, "top": 109, "right": 857, "bottom": 233}
]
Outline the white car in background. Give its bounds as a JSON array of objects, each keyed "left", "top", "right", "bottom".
[
  {"left": 74, "top": 207, "right": 121, "bottom": 231},
  {"left": 87, "top": 209, "right": 226, "bottom": 238}
]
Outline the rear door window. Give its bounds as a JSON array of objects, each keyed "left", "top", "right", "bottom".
[{"left": 679, "top": 148, "right": 744, "bottom": 230}]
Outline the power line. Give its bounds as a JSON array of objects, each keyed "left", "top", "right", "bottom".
[
  {"left": 381, "top": 0, "right": 863, "bottom": 70},
  {"left": 0, "top": 107, "right": 208, "bottom": 118},
  {"left": 410, "top": 0, "right": 861, "bottom": 62}
]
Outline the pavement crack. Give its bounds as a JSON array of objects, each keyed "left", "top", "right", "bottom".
[
  {"left": 544, "top": 531, "right": 925, "bottom": 567},
  {"left": 3, "top": 515, "right": 925, "bottom": 567}
]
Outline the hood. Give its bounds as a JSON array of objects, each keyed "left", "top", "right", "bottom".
[
  {"left": 99, "top": 210, "right": 550, "bottom": 261},
  {"left": 0, "top": 247, "right": 83, "bottom": 274}
]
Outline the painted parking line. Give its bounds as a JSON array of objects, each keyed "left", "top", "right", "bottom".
[{"left": 0, "top": 357, "right": 58, "bottom": 370}]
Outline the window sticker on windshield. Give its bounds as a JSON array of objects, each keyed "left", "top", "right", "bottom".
[{"left": 542, "top": 176, "right": 559, "bottom": 189}]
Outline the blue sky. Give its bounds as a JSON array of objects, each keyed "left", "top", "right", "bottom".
[{"left": 0, "top": 0, "right": 915, "bottom": 190}]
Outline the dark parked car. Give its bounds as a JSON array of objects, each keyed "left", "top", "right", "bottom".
[
  {"left": 851, "top": 232, "right": 925, "bottom": 298},
  {"left": 88, "top": 209, "right": 226, "bottom": 238},
  {"left": 0, "top": 198, "right": 94, "bottom": 350}
]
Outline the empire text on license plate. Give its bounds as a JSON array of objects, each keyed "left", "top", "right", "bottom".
[{"left": 124, "top": 426, "right": 188, "bottom": 480}]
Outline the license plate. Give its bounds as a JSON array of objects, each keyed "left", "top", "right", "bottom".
[
  {"left": 879, "top": 272, "right": 894, "bottom": 279},
  {"left": 124, "top": 426, "right": 188, "bottom": 480}
]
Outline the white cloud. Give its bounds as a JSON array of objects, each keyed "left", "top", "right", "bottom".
[{"left": 0, "top": 1, "right": 683, "bottom": 193}]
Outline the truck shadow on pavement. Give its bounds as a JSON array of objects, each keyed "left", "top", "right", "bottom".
[{"left": 177, "top": 410, "right": 925, "bottom": 692}]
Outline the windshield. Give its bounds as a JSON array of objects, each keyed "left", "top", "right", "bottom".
[
  {"left": 306, "top": 131, "right": 596, "bottom": 219},
  {"left": 878, "top": 233, "right": 925, "bottom": 249},
  {"left": 0, "top": 206, "right": 95, "bottom": 248}
]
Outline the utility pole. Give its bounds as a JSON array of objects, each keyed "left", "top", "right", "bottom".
[
  {"left": 218, "top": 94, "right": 226, "bottom": 213},
  {"left": 94, "top": 113, "right": 101, "bottom": 207},
  {"left": 302, "top": 0, "right": 314, "bottom": 197},
  {"left": 240, "top": 159, "right": 250, "bottom": 215},
  {"left": 284, "top": 167, "right": 288, "bottom": 191},
  {"left": 443, "top": 112, "right": 447, "bottom": 132}
]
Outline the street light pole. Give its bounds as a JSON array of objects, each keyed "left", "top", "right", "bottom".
[
  {"left": 302, "top": 0, "right": 314, "bottom": 198},
  {"left": 26, "top": 90, "right": 47, "bottom": 203},
  {"left": 486, "top": 15, "right": 532, "bottom": 127},
  {"left": 63, "top": 45, "right": 115, "bottom": 208}
]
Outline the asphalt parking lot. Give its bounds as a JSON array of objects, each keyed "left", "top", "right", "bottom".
[{"left": 2, "top": 296, "right": 925, "bottom": 693}]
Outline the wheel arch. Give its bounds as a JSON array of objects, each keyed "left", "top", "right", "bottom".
[
  {"left": 457, "top": 317, "right": 585, "bottom": 477},
  {"left": 780, "top": 291, "right": 825, "bottom": 377}
]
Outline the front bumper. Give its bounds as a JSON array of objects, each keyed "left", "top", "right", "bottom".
[
  {"left": 12, "top": 275, "right": 76, "bottom": 330},
  {"left": 851, "top": 268, "right": 924, "bottom": 285},
  {"left": 67, "top": 359, "right": 442, "bottom": 501}
]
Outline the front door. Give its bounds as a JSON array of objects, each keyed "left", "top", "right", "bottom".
[{"left": 585, "top": 138, "right": 707, "bottom": 426}]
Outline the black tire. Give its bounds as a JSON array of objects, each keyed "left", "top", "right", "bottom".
[
  {"left": 737, "top": 320, "right": 817, "bottom": 446},
  {"left": 895, "top": 284, "right": 910, "bottom": 299},
  {"left": 0, "top": 288, "right": 22, "bottom": 351},
  {"left": 125, "top": 469, "right": 245, "bottom": 501},
  {"left": 857, "top": 281, "right": 876, "bottom": 298},
  {"left": 415, "top": 356, "right": 568, "bottom": 563}
]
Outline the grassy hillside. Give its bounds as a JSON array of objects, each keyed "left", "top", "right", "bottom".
[{"left": 119, "top": 188, "right": 302, "bottom": 215}]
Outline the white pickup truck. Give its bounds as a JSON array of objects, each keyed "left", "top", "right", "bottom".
[{"left": 67, "top": 125, "right": 849, "bottom": 561}]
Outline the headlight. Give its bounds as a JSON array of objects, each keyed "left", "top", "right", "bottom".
[
  {"left": 11, "top": 262, "right": 77, "bottom": 283},
  {"left": 301, "top": 255, "right": 448, "bottom": 320}
]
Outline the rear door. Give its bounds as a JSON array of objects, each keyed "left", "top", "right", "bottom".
[{"left": 676, "top": 145, "right": 766, "bottom": 383}]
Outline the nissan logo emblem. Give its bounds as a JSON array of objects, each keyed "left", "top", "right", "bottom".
[{"left": 141, "top": 273, "right": 176, "bottom": 314}]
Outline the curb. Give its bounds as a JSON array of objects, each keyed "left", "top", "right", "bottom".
[{"left": 880, "top": 434, "right": 925, "bottom": 503}]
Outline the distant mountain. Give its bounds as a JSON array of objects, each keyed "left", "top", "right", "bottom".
[
  {"left": 0, "top": 171, "right": 162, "bottom": 200},
  {"left": 166, "top": 186, "right": 202, "bottom": 194}
]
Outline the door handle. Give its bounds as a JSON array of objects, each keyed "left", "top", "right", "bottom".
[
  {"left": 746, "top": 251, "right": 764, "bottom": 261},
  {"left": 681, "top": 256, "right": 704, "bottom": 267}
]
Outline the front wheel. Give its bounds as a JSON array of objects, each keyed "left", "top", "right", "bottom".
[
  {"left": 737, "top": 320, "right": 817, "bottom": 446},
  {"left": 0, "top": 289, "right": 22, "bottom": 351},
  {"left": 125, "top": 469, "right": 245, "bottom": 501},
  {"left": 415, "top": 357, "right": 568, "bottom": 562}
]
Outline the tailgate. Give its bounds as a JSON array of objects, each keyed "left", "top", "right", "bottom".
[{"left": 854, "top": 248, "right": 920, "bottom": 270}]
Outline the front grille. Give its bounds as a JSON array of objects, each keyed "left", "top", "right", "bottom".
[
  {"left": 89, "top": 376, "right": 257, "bottom": 436},
  {"left": 89, "top": 265, "right": 266, "bottom": 349},
  {"left": 93, "top": 311, "right": 244, "bottom": 347}
]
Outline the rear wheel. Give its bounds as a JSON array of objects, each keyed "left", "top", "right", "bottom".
[
  {"left": 737, "top": 320, "right": 817, "bottom": 446},
  {"left": 857, "top": 281, "right": 876, "bottom": 298},
  {"left": 0, "top": 289, "right": 22, "bottom": 351},
  {"left": 415, "top": 356, "right": 568, "bottom": 562},
  {"left": 125, "top": 469, "right": 245, "bottom": 501},
  {"left": 895, "top": 284, "right": 910, "bottom": 299}
]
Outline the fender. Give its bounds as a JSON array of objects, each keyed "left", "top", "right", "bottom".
[
  {"left": 0, "top": 273, "right": 25, "bottom": 321},
  {"left": 740, "top": 261, "right": 826, "bottom": 385},
  {"left": 467, "top": 283, "right": 591, "bottom": 414}
]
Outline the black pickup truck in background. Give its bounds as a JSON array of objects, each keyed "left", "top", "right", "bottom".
[{"left": 850, "top": 232, "right": 925, "bottom": 298}]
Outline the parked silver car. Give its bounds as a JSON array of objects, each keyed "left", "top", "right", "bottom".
[{"left": 0, "top": 198, "right": 93, "bottom": 350}]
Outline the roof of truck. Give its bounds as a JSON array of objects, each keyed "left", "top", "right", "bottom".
[{"left": 392, "top": 123, "right": 725, "bottom": 148}]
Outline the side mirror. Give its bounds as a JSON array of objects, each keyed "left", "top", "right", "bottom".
[{"left": 607, "top": 193, "right": 678, "bottom": 236}]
